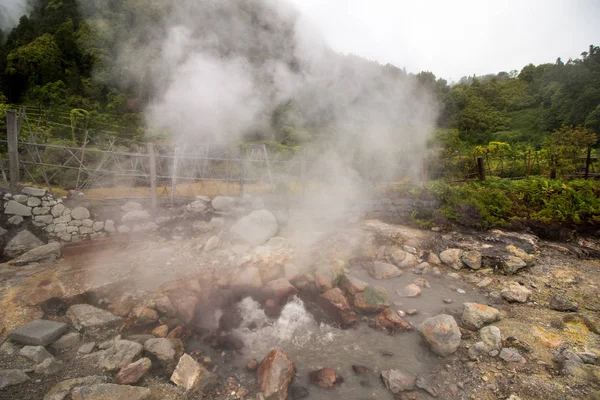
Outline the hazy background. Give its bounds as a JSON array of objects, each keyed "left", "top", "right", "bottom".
[{"left": 289, "top": 0, "right": 600, "bottom": 82}]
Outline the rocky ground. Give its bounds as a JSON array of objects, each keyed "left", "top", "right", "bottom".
[{"left": 0, "top": 193, "right": 599, "bottom": 400}]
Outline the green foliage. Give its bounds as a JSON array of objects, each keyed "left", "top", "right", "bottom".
[{"left": 543, "top": 125, "right": 597, "bottom": 175}]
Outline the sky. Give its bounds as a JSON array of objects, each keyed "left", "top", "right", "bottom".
[{"left": 288, "top": 0, "right": 600, "bottom": 82}]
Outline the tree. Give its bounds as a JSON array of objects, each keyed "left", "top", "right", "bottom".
[{"left": 543, "top": 125, "right": 597, "bottom": 177}]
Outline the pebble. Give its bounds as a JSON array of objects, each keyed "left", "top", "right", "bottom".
[
  {"left": 457, "top": 289, "right": 466, "bottom": 294},
  {"left": 443, "top": 299, "right": 453, "bottom": 304}
]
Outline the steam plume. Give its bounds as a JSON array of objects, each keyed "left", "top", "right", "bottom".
[{"left": 0, "top": 0, "right": 33, "bottom": 34}]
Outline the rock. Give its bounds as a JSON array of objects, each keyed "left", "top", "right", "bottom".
[
  {"left": 121, "top": 202, "right": 143, "bottom": 212},
  {"left": 33, "top": 206, "right": 51, "bottom": 215},
  {"left": 152, "top": 325, "right": 169, "bottom": 338},
  {"left": 11, "top": 242, "right": 61, "bottom": 266},
  {"left": 418, "top": 314, "right": 461, "bottom": 357},
  {"left": 13, "top": 194, "right": 28, "bottom": 203},
  {"left": 499, "top": 348, "right": 526, "bottom": 363},
  {"left": 71, "top": 207, "right": 90, "bottom": 220},
  {"left": 1, "top": 342, "right": 17, "bottom": 355},
  {"left": 0, "top": 369, "right": 30, "bottom": 390},
  {"left": 35, "top": 215, "right": 54, "bottom": 224},
  {"left": 339, "top": 274, "right": 368, "bottom": 296},
  {"left": 549, "top": 293, "right": 579, "bottom": 312},
  {"left": 462, "top": 251, "right": 482, "bottom": 270},
  {"left": 187, "top": 200, "right": 208, "bottom": 214},
  {"left": 230, "top": 209, "right": 278, "bottom": 246},
  {"left": 43, "top": 376, "right": 108, "bottom": 400},
  {"left": 35, "top": 358, "right": 64, "bottom": 375},
  {"left": 78, "top": 342, "right": 96, "bottom": 354},
  {"left": 210, "top": 217, "right": 226, "bottom": 229},
  {"left": 212, "top": 196, "right": 235, "bottom": 212},
  {"left": 8, "top": 215, "right": 24, "bottom": 225},
  {"left": 51, "top": 204, "right": 66, "bottom": 218},
  {"left": 71, "top": 384, "right": 151, "bottom": 400},
  {"left": 501, "top": 283, "right": 532, "bottom": 303},
  {"left": 5, "top": 200, "right": 32, "bottom": 216},
  {"left": 51, "top": 332, "right": 80, "bottom": 350},
  {"left": 27, "top": 196, "right": 42, "bottom": 207},
  {"left": 130, "top": 306, "right": 159, "bottom": 325},
  {"left": 22, "top": 187, "right": 46, "bottom": 197},
  {"left": 427, "top": 252, "right": 441, "bottom": 265},
  {"left": 19, "top": 345, "right": 53, "bottom": 363},
  {"left": 142, "top": 222, "right": 158, "bottom": 232},
  {"left": 167, "top": 290, "right": 200, "bottom": 324},
  {"left": 468, "top": 341, "right": 488, "bottom": 360},
  {"left": 369, "top": 261, "right": 402, "bottom": 279},
  {"left": 10, "top": 319, "right": 68, "bottom": 346},
  {"left": 67, "top": 304, "right": 122, "bottom": 329},
  {"left": 380, "top": 369, "right": 416, "bottom": 393},
  {"left": 54, "top": 224, "right": 67, "bottom": 233},
  {"left": 155, "top": 296, "right": 177, "bottom": 317},
  {"left": 257, "top": 349, "right": 296, "bottom": 400},
  {"left": 370, "top": 308, "right": 412, "bottom": 332},
  {"left": 413, "top": 278, "right": 430, "bottom": 288},
  {"left": 503, "top": 256, "right": 527, "bottom": 274},
  {"left": 109, "top": 294, "right": 135, "bottom": 317},
  {"left": 170, "top": 353, "right": 216, "bottom": 393},
  {"left": 263, "top": 278, "right": 299, "bottom": 304},
  {"left": 439, "top": 249, "right": 463, "bottom": 270},
  {"left": 317, "top": 288, "right": 358, "bottom": 328},
  {"left": 204, "top": 236, "right": 220, "bottom": 252},
  {"left": 92, "top": 222, "right": 104, "bottom": 232},
  {"left": 397, "top": 252, "right": 418, "bottom": 268},
  {"left": 54, "top": 215, "right": 71, "bottom": 224},
  {"left": 461, "top": 303, "right": 501, "bottom": 330},
  {"left": 477, "top": 277, "right": 493, "bottom": 288},
  {"left": 82, "top": 219, "right": 94, "bottom": 228},
  {"left": 122, "top": 210, "right": 150, "bottom": 223},
  {"left": 4, "top": 230, "right": 44, "bottom": 258},
  {"left": 399, "top": 283, "right": 421, "bottom": 297},
  {"left": 309, "top": 368, "right": 343, "bottom": 388},
  {"left": 314, "top": 260, "right": 345, "bottom": 292},
  {"left": 479, "top": 326, "right": 502, "bottom": 350},
  {"left": 247, "top": 359, "right": 259, "bottom": 371},
  {"left": 104, "top": 220, "right": 116, "bottom": 233},
  {"left": 98, "top": 340, "right": 143, "bottom": 371},
  {"left": 353, "top": 286, "right": 390, "bottom": 312},
  {"left": 115, "top": 358, "right": 152, "bottom": 384},
  {"left": 352, "top": 365, "right": 371, "bottom": 375},
  {"left": 143, "top": 338, "right": 184, "bottom": 371}
]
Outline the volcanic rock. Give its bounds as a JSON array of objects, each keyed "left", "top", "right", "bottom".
[
  {"left": 166, "top": 290, "right": 200, "bottom": 324},
  {"left": 479, "top": 325, "right": 502, "bottom": 350},
  {"left": 462, "top": 251, "right": 482, "bottom": 270},
  {"left": 0, "top": 369, "right": 30, "bottom": 390},
  {"left": 369, "top": 261, "right": 402, "bottom": 279},
  {"left": 257, "top": 349, "right": 296, "bottom": 400},
  {"left": 339, "top": 274, "right": 368, "bottom": 297},
  {"left": 381, "top": 369, "right": 416, "bottom": 393},
  {"left": 501, "top": 282, "right": 532, "bottom": 303},
  {"left": 152, "top": 325, "right": 169, "bottom": 338},
  {"left": 4, "top": 230, "right": 44, "bottom": 258},
  {"left": 503, "top": 256, "right": 527, "bottom": 274},
  {"left": 19, "top": 345, "right": 53, "bottom": 363},
  {"left": 439, "top": 249, "right": 463, "bottom": 270},
  {"left": 499, "top": 347, "right": 526, "bottom": 363},
  {"left": 71, "top": 384, "right": 150, "bottom": 400},
  {"left": 212, "top": 196, "right": 235, "bottom": 212},
  {"left": 71, "top": 207, "right": 90, "bottom": 220},
  {"left": 263, "top": 278, "right": 299, "bottom": 304},
  {"left": 549, "top": 293, "right": 579, "bottom": 312},
  {"left": 399, "top": 283, "right": 421, "bottom": 297},
  {"left": 67, "top": 304, "right": 122, "bottom": 330},
  {"left": 143, "top": 338, "right": 184, "bottom": 372},
  {"left": 43, "top": 376, "right": 108, "bottom": 400},
  {"left": 4, "top": 200, "right": 32, "bottom": 216},
  {"left": 130, "top": 306, "right": 159, "bottom": 325},
  {"left": 10, "top": 319, "right": 68, "bottom": 346},
  {"left": 370, "top": 308, "right": 412, "bottom": 333},
  {"left": 354, "top": 286, "right": 389, "bottom": 312},
  {"left": 170, "top": 354, "right": 217, "bottom": 393},
  {"left": 51, "top": 332, "right": 80, "bottom": 350},
  {"left": 115, "top": 358, "right": 152, "bottom": 384},
  {"left": 418, "top": 314, "right": 461, "bottom": 357},
  {"left": 461, "top": 303, "right": 501, "bottom": 330},
  {"left": 314, "top": 260, "right": 345, "bottom": 292},
  {"left": 230, "top": 209, "right": 278, "bottom": 246},
  {"left": 98, "top": 340, "right": 143, "bottom": 372},
  {"left": 22, "top": 187, "right": 46, "bottom": 197},
  {"left": 317, "top": 288, "right": 357, "bottom": 328},
  {"left": 35, "top": 358, "right": 64, "bottom": 375},
  {"left": 309, "top": 368, "right": 343, "bottom": 388}
]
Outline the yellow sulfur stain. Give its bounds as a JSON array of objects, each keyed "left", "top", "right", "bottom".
[{"left": 531, "top": 326, "right": 564, "bottom": 348}]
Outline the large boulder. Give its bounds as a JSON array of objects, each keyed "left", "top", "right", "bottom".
[
  {"left": 9, "top": 319, "right": 68, "bottom": 346},
  {"left": 370, "top": 308, "right": 412, "bottom": 333},
  {"left": 418, "top": 314, "right": 461, "bottom": 357},
  {"left": 439, "top": 249, "right": 464, "bottom": 270},
  {"left": 212, "top": 196, "right": 235, "bottom": 212},
  {"left": 122, "top": 210, "right": 151, "bottom": 223},
  {"left": 230, "top": 209, "right": 278, "bottom": 246},
  {"left": 11, "top": 242, "right": 61, "bottom": 266},
  {"left": 4, "top": 200, "right": 32, "bottom": 216},
  {"left": 369, "top": 262, "right": 402, "bottom": 279},
  {"left": 4, "top": 230, "right": 44, "bottom": 258},
  {"left": 461, "top": 303, "right": 501, "bottom": 330},
  {"left": 143, "top": 338, "right": 184, "bottom": 372},
  {"left": 380, "top": 369, "right": 416, "bottom": 393},
  {"left": 257, "top": 349, "right": 296, "bottom": 400},
  {"left": 170, "top": 354, "right": 216, "bottom": 393},
  {"left": 44, "top": 376, "right": 108, "bottom": 400},
  {"left": 501, "top": 282, "right": 532, "bottom": 303},
  {"left": 66, "top": 304, "right": 122, "bottom": 330},
  {"left": 0, "top": 369, "right": 29, "bottom": 390},
  {"left": 98, "top": 340, "right": 143, "bottom": 371},
  {"left": 317, "top": 288, "right": 357, "bottom": 329},
  {"left": 353, "top": 286, "right": 389, "bottom": 312},
  {"left": 115, "top": 358, "right": 152, "bottom": 385}
]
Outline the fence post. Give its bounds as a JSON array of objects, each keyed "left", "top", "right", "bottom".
[
  {"left": 239, "top": 144, "right": 244, "bottom": 197},
  {"left": 6, "top": 110, "right": 19, "bottom": 188},
  {"left": 422, "top": 156, "right": 429, "bottom": 183},
  {"left": 477, "top": 156, "right": 485, "bottom": 181},
  {"left": 585, "top": 147, "right": 592, "bottom": 180},
  {"left": 148, "top": 143, "right": 158, "bottom": 214},
  {"left": 170, "top": 145, "right": 180, "bottom": 205}
]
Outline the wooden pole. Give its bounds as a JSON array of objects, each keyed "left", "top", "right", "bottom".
[
  {"left": 75, "top": 130, "right": 89, "bottom": 190},
  {"left": 148, "top": 143, "right": 158, "bottom": 214},
  {"left": 239, "top": 144, "right": 244, "bottom": 197},
  {"left": 585, "top": 147, "right": 592, "bottom": 180},
  {"left": 6, "top": 110, "right": 19, "bottom": 188},
  {"left": 262, "top": 144, "right": 274, "bottom": 192},
  {"left": 170, "top": 145, "right": 180, "bottom": 205},
  {"left": 477, "top": 156, "right": 485, "bottom": 181}
]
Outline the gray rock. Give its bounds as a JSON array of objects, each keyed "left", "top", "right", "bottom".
[
  {"left": 143, "top": 338, "right": 183, "bottom": 371},
  {"left": 92, "top": 222, "right": 104, "bottom": 232},
  {"left": 186, "top": 200, "right": 208, "bottom": 213},
  {"left": 35, "top": 358, "right": 64, "bottom": 375},
  {"left": 418, "top": 314, "right": 461, "bottom": 357},
  {"left": 54, "top": 224, "right": 67, "bottom": 233},
  {"left": 0, "top": 369, "right": 29, "bottom": 390},
  {"left": 0, "top": 226, "right": 7, "bottom": 237},
  {"left": 11, "top": 242, "right": 61, "bottom": 266},
  {"left": 440, "top": 249, "right": 464, "bottom": 270},
  {"left": 480, "top": 326, "right": 502, "bottom": 350},
  {"left": 78, "top": 342, "right": 96, "bottom": 354},
  {"left": 204, "top": 236, "right": 220, "bottom": 252},
  {"left": 462, "top": 250, "right": 482, "bottom": 270},
  {"left": 122, "top": 210, "right": 151, "bottom": 223},
  {"left": 0, "top": 341, "right": 17, "bottom": 355},
  {"left": 82, "top": 219, "right": 94, "bottom": 228},
  {"left": 9, "top": 319, "right": 68, "bottom": 346},
  {"left": 80, "top": 227, "right": 94, "bottom": 235},
  {"left": 369, "top": 261, "right": 402, "bottom": 279},
  {"left": 461, "top": 303, "right": 501, "bottom": 330},
  {"left": 5, "top": 200, "right": 32, "bottom": 216},
  {"left": 43, "top": 376, "right": 108, "bottom": 400},
  {"left": 33, "top": 206, "right": 51, "bottom": 215},
  {"left": 380, "top": 369, "right": 416, "bottom": 393},
  {"left": 68, "top": 219, "right": 81, "bottom": 226},
  {"left": 98, "top": 340, "right": 143, "bottom": 371},
  {"left": 71, "top": 384, "right": 151, "bottom": 400},
  {"left": 576, "top": 352, "right": 598, "bottom": 365},
  {"left": 210, "top": 217, "right": 225, "bottom": 229},
  {"left": 22, "top": 187, "right": 46, "bottom": 197},
  {"left": 230, "top": 209, "right": 278, "bottom": 246},
  {"left": 67, "top": 226, "right": 79, "bottom": 234},
  {"left": 117, "top": 225, "right": 131, "bottom": 233},
  {"left": 501, "top": 282, "right": 532, "bottom": 303},
  {"left": 104, "top": 220, "right": 116, "bottom": 233},
  {"left": 35, "top": 215, "right": 54, "bottom": 224},
  {"left": 71, "top": 207, "right": 90, "bottom": 220},
  {"left": 27, "top": 197, "right": 42, "bottom": 207},
  {"left": 212, "top": 196, "right": 235, "bottom": 212},
  {"left": 549, "top": 293, "right": 579, "bottom": 312},
  {"left": 468, "top": 341, "right": 488, "bottom": 360},
  {"left": 170, "top": 353, "right": 216, "bottom": 393},
  {"left": 66, "top": 304, "right": 122, "bottom": 329},
  {"left": 8, "top": 215, "right": 24, "bottom": 225},
  {"left": 499, "top": 347, "right": 526, "bottom": 363},
  {"left": 13, "top": 194, "right": 28, "bottom": 203},
  {"left": 54, "top": 215, "right": 71, "bottom": 224},
  {"left": 142, "top": 222, "right": 158, "bottom": 232},
  {"left": 121, "top": 202, "right": 143, "bottom": 212},
  {"left": 503, "top": 256, "right": 527, "bottom": 274},
  {"left": 19, "top": 345, "right": 54, "bottom": 363},
  {"left": 51, "top": 332, "right": 80, "bottom": 350},
  {"left": 51, "top": 204, "right": 66, "bottom": 218},
  {"left": 155, "top": 217, "right": 171, "bottom": 225}
]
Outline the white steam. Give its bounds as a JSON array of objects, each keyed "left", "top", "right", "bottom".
[{"left": 0, "top": 0, "right": 32, "bottom": 33}]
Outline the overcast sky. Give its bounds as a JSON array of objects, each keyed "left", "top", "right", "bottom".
[{"left": 289, "top": 0, "right": 600, "bottom": 82}]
